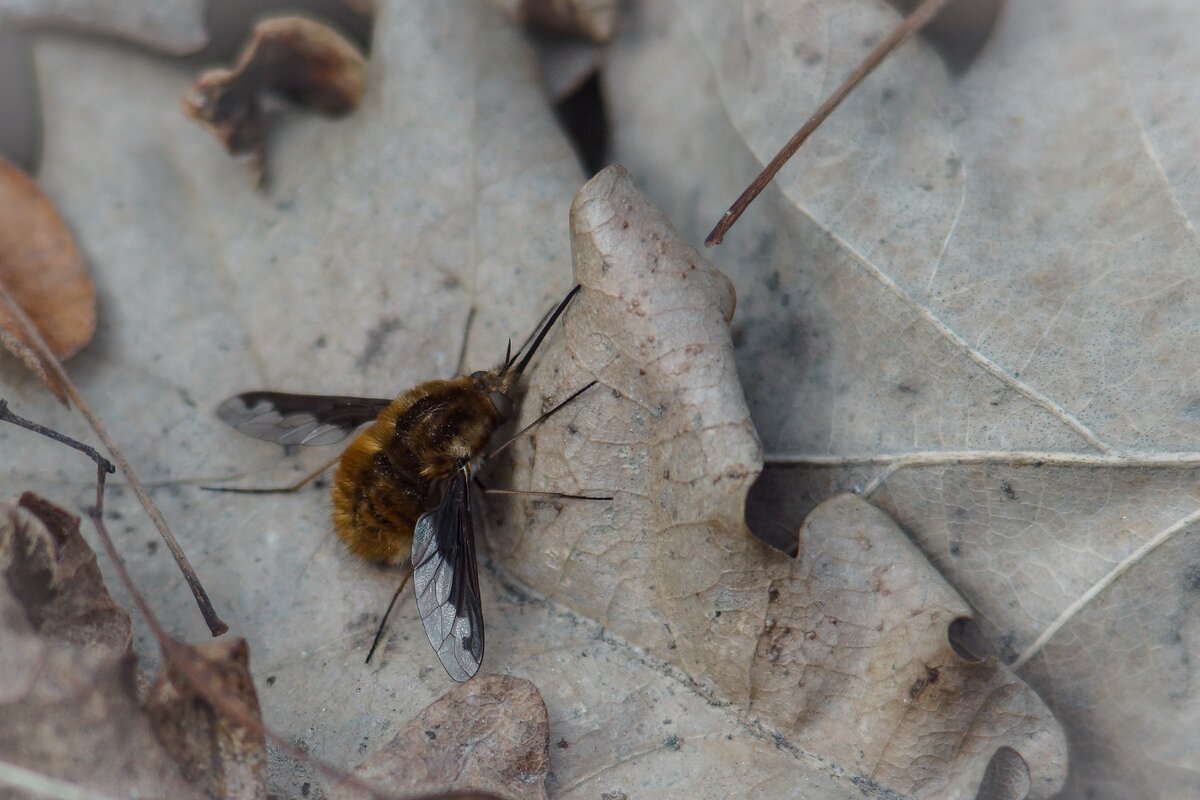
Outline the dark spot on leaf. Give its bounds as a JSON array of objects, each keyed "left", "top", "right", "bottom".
[
  {"left": 357, "top": 316, "right": 402, "bottom": 369},
  {"left": 906, "top": 665, "right": 940, "bottom": 700},
  {"left": 1000, "top": 480, "right": 1016, "bottom": 500},
  {"left": 1184, "top": 564, "right": 1200, "bottom": 592},
  {"left": 266, "top": 675, "right": 276, "bottom": 686},
  {"left": 663, "top": 734, "right": 681, "bottom": 751}
]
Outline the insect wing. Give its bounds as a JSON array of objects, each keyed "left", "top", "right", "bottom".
[
  {"left": 412, "top": 471, "right": 484, "bottom": 682},
  {"left": 216, "top": 392, "right": 391, "bottom": 446}
]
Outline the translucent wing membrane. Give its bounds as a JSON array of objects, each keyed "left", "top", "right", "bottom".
[
  {"left": 216, "top": 391, "right": 391, "bottom": 446},
  {"left": 412, "top": 469, "right": 483, "bottom": 682}
]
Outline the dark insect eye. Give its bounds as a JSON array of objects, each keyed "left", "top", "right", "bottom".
[
  {"left": 471, "top": 370, "right": 487, "bottom": 380},
  {"left": 487, "top": 391, "right": 513, "bottom": 420}
]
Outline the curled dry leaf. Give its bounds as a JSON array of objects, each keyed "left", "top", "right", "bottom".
[
  {"left": 0, "top": 493, "right": 196, "bottom": 797},
  {"left": 0, "top": 492, "right": 130, "bottom": 652},
  {"left": 183, "top": 15, "right": 368, "bottom": 184},
  {"left": 0, "top": 493, "right": 268, "bottom": 799},
  {"left": 487, "top": 0, "right": 618, "bottom": 43},
  {"left": 0, "top": 0, "right": 207, "bottom": 54},
  {"left": 146, "top": 637, "right": 268, "bottom": 800},
  {"left": 333, "top": 674, "right": 549, "bottom": 800},
  {"left": 0, "top": 157, "right": 93, "bottom": 402},
  {"left": 491, "top": 166, "right": 1066, "bottom": 797}
]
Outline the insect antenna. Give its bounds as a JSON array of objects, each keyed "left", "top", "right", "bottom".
[
  {"left": 505, "top": 284, "right": 582, "bottom": 377},
  {"left": 505, "top": 301, "right": 558, "bottom": 372},
  {"left": 365, "top": 556, "right": 415, "bottom": 664}
]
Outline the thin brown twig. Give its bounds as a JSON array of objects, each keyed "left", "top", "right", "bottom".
[
  {"left": 705, "top": 0, "right": 953, "bottom": 247},
  {"left": 0, "top": 282, "right": 227, "bottom": 635}
]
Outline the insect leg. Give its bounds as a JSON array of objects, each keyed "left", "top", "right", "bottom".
[
  {"left": 365, "top": 556, "right": 415, "bottom": 664},
  {"left": 476, "top": 484, "right": 611, "bottom": 502},
  {"left": 454, "top": 306, "right": 477, "bottom": 376},
  {"left": 201, "top": 451, "right": 341, "bottom": 494}
]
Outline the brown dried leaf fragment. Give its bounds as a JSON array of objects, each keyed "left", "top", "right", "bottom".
[
  {"left": 145, "top": 637, "right": 268, "bottom": 800},
  {"left": 488, "top": 0, "right": 618, "bottom": 43},
  {"left": 1, "top": 492, "right": 130, "bottom": 653},
  {"left": 332, "top": 674, "right": 550, "bottom": 800},
  {"left": 183, "top": 15, "right": 368, "bottom": 184},
  {"left": 0, "top": 495, "right": 198, "bottom": 798},
  {"left": 1, "top": 493, "right": 270, "bottom": 798},
  {"left": 492, "top": 166, "right": 1066, "bottom": 798},
  {"left": 0, "top": 157, "right": 94, "bottom": 402}
]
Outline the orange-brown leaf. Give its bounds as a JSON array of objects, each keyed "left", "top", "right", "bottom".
[{"left": 0, "top": 157, "right": 94, "bottom": 401}]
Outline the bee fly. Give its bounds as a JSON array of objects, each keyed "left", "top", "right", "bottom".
[{"left": 212, "top": 285, "right": 605, "bottom": 681}]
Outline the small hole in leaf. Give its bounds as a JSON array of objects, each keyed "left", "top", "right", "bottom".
[
  {"left": 554, "top": 71, "right": 609, "bottom": 176},
  {"left": 973, "top": 746, "right": 1030, "bottom": 800},
  {"left": 745, "top": 465, "right": 871, "bottom": 557},
  {"left": 886, "top": 0, "right": 1003, "bottom": 74},
  {"left": 948, "top": 616, "right": 994, "bottom": 662}
]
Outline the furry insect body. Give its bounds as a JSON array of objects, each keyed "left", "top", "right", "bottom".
[
  {"left": 213, "top": 285, "right": 587, "bottom": 681},
  {"left": 332, "top": 373, "right": 511, "bottom": 564}
]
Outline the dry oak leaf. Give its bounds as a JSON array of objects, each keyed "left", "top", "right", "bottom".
[
  {"left": 607, "top": 1, "right": 1200, "bottom": 796},
  {"left": 490, "top": 165, "right": 1066, "bottom": 798},
  {"left": 2, "top": 2, "right": 1056, "bottom": 798},
  {"left": 0, "top": 0, "right": 206, "bottom": 54},
  {"left": 183, "top": 15, "right": 368, "bottom": 184},
  {"left": 333, "top": 674, "right": 550, "bottom": 800},
  {"left": 0, "top": 156, "right": 93, "bottom": 402}
]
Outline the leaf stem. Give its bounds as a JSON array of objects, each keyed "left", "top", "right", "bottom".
[{"left": 705, "top": 0, "right": 953, "bottom": 246}]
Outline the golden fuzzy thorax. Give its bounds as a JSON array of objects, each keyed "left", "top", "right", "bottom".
[{"left": 331, "top": 370, "right": 513, "bottom": 564}]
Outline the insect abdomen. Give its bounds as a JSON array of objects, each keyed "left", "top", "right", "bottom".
[{"left": 332, "top": 418, "right": 422, "bottom": 564}]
